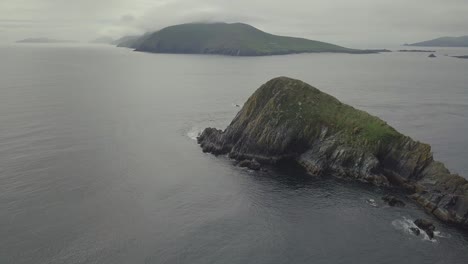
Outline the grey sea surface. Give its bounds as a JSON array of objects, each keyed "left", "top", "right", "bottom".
[{"left": 1, "top": 44, "right": 468, "bottom": 263}]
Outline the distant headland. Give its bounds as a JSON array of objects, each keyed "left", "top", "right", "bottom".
[{"left": 115, "top": 22, "right": 388, "bottom": 56}]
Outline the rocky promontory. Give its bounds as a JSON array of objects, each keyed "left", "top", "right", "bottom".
[{"left": 198, "top": 77, "right": 468, "bottom": 229}]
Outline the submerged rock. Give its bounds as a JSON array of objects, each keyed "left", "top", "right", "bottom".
[
  {"left": 237, "top": 159, "right": 261, "bottom": 171},
  {"left": 198, "top": 77, "right": 468, "bottom": 230},
  {"left": 414, "top": 219, "right": 436, "bottom": 239},
  {"left": 382, "top": 195, "right": 406, "bottom": 207}
]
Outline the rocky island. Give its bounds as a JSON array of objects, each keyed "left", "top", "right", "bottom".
[
  {"left": 398, "top": 50, "right": 436, "bottom": 53},
  {"left": 198, "top": 77, "right": 468, "bottom": 229},
  {"left": 119, "top": 23, "right": 385, "bottom": 56}
]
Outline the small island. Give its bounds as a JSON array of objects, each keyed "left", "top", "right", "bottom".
[
  {"left": 198, "top": 77, "right": 468, "bottom": 230},
  {"left": 114, "top": 35, "right": 141, "bottom": 47},
  {"left": 453, "top": 55, "right": 468, "bottom": 59},
  {"left": 118, "top": 22, "right": 385, "bottom": 56},
  {"left": 398, "top": 50, "right": 435, "bottom": 53}
]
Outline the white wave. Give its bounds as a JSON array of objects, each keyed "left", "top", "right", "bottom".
[
  {"left": 434, "top": 230, "right": 451, "bottom": 239},
  {"left": 366, "top": 198, "right": 378, "bottom": 207},
  {"left": 392, "top": 217, "right": 437, "bottom": 242},
  {"left": 187, "top": 127, "right": 203, "bottom": 141}
]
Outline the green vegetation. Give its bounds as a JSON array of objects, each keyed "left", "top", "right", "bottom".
[
  {"left": 125, "top": 23, "right": 375, "bottom": 56},
  {"left": 242, "top": 77, "right": 403, "bottom": 152}
]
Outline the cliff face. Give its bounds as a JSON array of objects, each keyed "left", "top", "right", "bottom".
[{"left": 198, "top": 77, "right": 468, "bottom": 229}]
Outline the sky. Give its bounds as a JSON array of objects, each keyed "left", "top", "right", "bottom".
[{"left": 0, "top": 0, "right": 467, "bottom": 47}]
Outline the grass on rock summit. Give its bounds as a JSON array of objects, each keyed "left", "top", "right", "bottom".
[{"left": 238, "top": 77, "right": 403, "bottom": 153}]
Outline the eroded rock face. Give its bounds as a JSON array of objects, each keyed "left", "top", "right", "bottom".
[{"left": 198, "top": 77, "right": 468, "bottom": 230}]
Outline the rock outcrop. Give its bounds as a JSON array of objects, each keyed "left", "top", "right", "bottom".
[
  {"left": 382, "top": 195, "right": 406, "bottom": 207},
  {"left": 237, "top": 159, "right": 261, "bottom": 171},
  {"left": 414, "top": 219, "right": 436, "bottom": 239},
  {"left": 198, "top": 77, "right": 468, "bottom": 230}
]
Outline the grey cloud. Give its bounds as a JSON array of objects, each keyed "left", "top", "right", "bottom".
[{"left": 120, "top": 15, "right": 135, "bottom": 23}]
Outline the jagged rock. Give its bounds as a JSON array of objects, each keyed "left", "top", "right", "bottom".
[
  {"left": 198, "top": 77, "right": 468, "bottom": 231},
  {"left": 414, "top": 219, "right": 436, "bottom": 239},
  {"left": 382, "top": 195, "right": 406, "bottom": 207},
  {"left": 237, "top": 159, "right": 261, "bottom": 171}
]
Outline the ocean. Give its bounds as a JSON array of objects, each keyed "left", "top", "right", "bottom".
[{"left": 1, "top": 43, "right": 468, "bottom": 263}]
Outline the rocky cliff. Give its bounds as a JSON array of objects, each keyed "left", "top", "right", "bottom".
[{"left": 198, "top": 77, "right": 468, "bottom": 229}]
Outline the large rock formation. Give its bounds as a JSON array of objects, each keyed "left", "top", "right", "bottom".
[{"left": 198, "top": 77, "right": 468, "bottom": 229}]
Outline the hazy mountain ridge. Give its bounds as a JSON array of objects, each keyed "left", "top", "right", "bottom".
[
  {"left": 16, "top": 38, "right": 78, "bottom": 43},
  {"left": 408, "top": 35, "right": 468, "bottom": 47}
]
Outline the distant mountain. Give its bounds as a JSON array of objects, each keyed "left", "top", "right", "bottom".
[
  {"left": 120, "top": 22, "right": 380, "bottom": 56},
  {"left": 16, "top": 38, "right": 77, "bottom": 44},
  {"left": 407, "top": 36, "right": 468, "bottom": 47},
  {"left": 90, "top": 36, "right": 114, "bottom": 44}
]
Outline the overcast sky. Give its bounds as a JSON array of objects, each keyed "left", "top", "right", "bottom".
[{"left": 1, "top": 0, "right": 467, "bottom": 47}]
